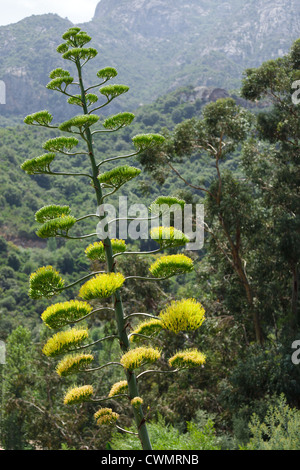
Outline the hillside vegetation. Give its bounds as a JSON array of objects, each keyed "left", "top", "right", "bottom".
[{"left": 0, "top": 5, "right": 299, "bottom": 451}]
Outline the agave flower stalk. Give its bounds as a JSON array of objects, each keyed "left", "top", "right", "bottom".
[{"left": 22, "top": 27, "right": 207, "bottom": 451}]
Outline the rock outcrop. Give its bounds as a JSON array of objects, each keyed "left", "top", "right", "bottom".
[{"left": 0, "top": 0, "right": 299, "bottom": 118}]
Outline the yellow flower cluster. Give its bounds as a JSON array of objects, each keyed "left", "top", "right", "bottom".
[
  {"left": 130, "top": 319, "right": 163, "bottom": 343},
  {"left": 42, "top": 328, "right": 88, "bottom": 357},
  {"left": 85, "top": 239, "right": 126, "bottom": 261},
  {"left": 56, "top": 353, "right": 94, "bottom": 376},
  {"left": 64, "top": 385, "right": 94, "bottom": 405},
  {"left": 85, "top": 241, "right": 106, "bottom": 262},
  {"left": 168, "top": 349, "right": 206, "bottom": 369},
  {"left": 79, "top": 272, "right": 125, "bottom": 300},
  {"left": 159, "top": 298, "right": 205, "bottom": 334},
  {"left": 29, "top": 265, "right": 64, "bottom": 299},
  {"left": 149, "top": 254, "right": 194, "bottom": 278},
  {"left": 150, "top": 226, "right": 189, "bottom": 249},
  {"left": 120, "top": 347, "right": 161, "bottom": 370},
  {"left": 94, "top": 408, "right": 119, "bottom": 426},
  {"left": 41, "top": 300, "right": 93, "bottom": 329},
  {"left": 131, "top": 397, "right": 143, "bottom": 408},
  {"left": 108, "top": 380, "right": 128, "bottom": 397},
  {"left": 110, "top": 239, "right": 127, "bottom": 254}
]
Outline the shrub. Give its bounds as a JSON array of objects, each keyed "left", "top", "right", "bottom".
[
  {"left": 243, "top": 394, "right": 300, "bottom": 450},
  {"left": 110, "top": 414, "right": 221, "bottom": 450}
]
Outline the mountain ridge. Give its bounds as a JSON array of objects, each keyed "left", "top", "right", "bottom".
[{"left": 0, "top": 0, "right": 299, "bottom": 120}]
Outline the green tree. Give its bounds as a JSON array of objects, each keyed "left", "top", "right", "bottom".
[
  {"left": 20, "top": 27, "right": 207, "bottom": 450},
  {"left": 241, "top": 38, "right": 300, "bottom": 330},
  {"left": 141, "top": 97, "right": 265, "bottom": 344},
  {"left": 1, "top": 326, "right": 33, "bottom": 449}
]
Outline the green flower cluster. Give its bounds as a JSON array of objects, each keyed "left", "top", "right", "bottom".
[
  {"left": 29, "top": 266, "right": 64, "bottom": 299},
  {"left": 98, "top": 165, "right": 141, "bottom": 189},
  {"left": 103, "top": 112, "right": 135, "bottom": 130},
  {"left": 43, "top": 136, "right": 79, "bottom": 153},
  {"left": 21, "top": 153, "right": 56, "bottom": 174},
  {"left": 59, "top": 114, "right": 99, "bottom": 132},
  {"left": 34, "top": 204, "right": 76, "bottom": 238},
  {"left": 36, "top": 215, "right": 76, "bottom": 238}
]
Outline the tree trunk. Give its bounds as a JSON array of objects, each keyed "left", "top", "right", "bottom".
[
  {"left": 233, "top": 251, "right": 264, "bottom": 346},
  {"left": 291, "top": 263, "right": 299, "bottom": 328},
  {"left": 219, "top": 214, "right": 264, "bottom": 345}
]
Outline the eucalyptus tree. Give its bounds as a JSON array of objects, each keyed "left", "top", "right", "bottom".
[
  {"left": 241, "top": 38, "right": 300, "bottom": 330},
  {"left": 20, "top": 27, "right": 207, "bottom": 450},
  {"left": 140, "top": 97, "right": 265, "bottom": 344}
]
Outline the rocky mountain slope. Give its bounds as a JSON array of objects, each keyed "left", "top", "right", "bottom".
[{"left": 0, "top": 0, "right": 299, "bottom": 119}]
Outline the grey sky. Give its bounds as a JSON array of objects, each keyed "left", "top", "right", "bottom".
[{"left": 0, "top": 0, "right": 101, "bottom": 26}]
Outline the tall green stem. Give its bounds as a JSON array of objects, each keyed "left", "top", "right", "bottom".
[{"left": 76, "top": 60, "right": 152, "bottom": 450}]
